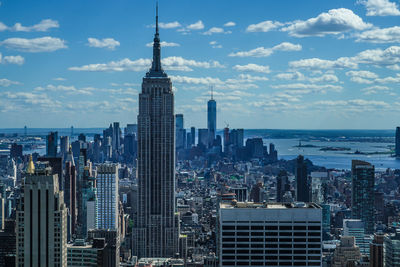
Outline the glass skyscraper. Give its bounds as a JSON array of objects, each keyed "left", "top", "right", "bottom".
[{"left": 351, "top": 160, "right": 375, "bottom": 234}]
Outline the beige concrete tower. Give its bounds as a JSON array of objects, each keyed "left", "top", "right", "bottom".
[{"left": 16, "top": 164, "right": 68, "bottom": 267}]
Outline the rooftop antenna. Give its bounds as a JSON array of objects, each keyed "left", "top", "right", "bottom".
[
  {"left": 210, "top": 85, "right": 214, "bottom": 100},
  {"left": 156, "top": 1, "right": 159, "bottom": 35}
]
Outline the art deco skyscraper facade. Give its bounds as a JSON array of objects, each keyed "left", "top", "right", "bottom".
[
  {"left": 16, "top": 162, "right": 68, "bottom": 267},
  {"left": 133, "top": 5, "right": 179, "bottom": 258}
]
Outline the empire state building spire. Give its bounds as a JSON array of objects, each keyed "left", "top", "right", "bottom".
[{"left": 147, "top": 2, "right": 166, "bottom": 77}]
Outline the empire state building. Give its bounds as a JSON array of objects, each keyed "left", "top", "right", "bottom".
[{"left": 133, "top": 5, "right": 179, "bottom": 258}]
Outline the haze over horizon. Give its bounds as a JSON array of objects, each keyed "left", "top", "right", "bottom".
[{"left": 1, "top": 0, "right": 400, "bottom": 129}]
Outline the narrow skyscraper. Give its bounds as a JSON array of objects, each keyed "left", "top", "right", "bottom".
[
  {"left": 96, "top": 164, "right": 119, "bottom": 230},
  {"left": 133, "top": 4, "right": 179, "bottom": 258},
  {"left": 351, "top": 160, "right": 375, "bottom": 234},
  {"left": 46, "top": 131, "right": 58, "bottom": 157},
  {"left": 296, "top": 155, "right": 310, "bottom": 202},
  {"left": 207, "top": 87, "right": 216, "bottom": 148}
]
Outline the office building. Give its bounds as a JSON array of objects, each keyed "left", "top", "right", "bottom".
[
  {"left": 207, "top": 90, "right": 216, "bottom": 148},
  {"left": 351, "top": 160, "right": 375, "bottom": 234},
  {"left": 97, "top": 164, "right": 119, "bottom": 230},
  {"left": 231, "top": 187, "right": 247, "bottom": 202},
  {"left": 332, "top": 236, "right": 361, "bottom": 267},
  {"left": 112, "top": 122, "right": 121, "bottom": 153},
  {"left": 67, "top": 239, "right": 107, "bottom": 267},
  {"left": 0, "top": 220, "right": 16, "bottom": 267},
  {"left": 125, "top": 123, "right": 137, "bottom": 135},
  {"left": 296, "top": 155, "right": 310, "bottom": 202},
  {"left": 88, "top": 229, "right": 120, "bottom": 267},
  {"left": 46, "top": 131, "right": 58, "bottom": 157},
  {"left": 198, "top": 128, "right": 209, "bottom": 148},
  {"left": 133, "top": 5, "right": 179, "bottom": 258},
  {"left": 218, "top": 202, "right": 322, "bottom": 267},
  {"left": 81, "top": 166, "right": 97, "bottom": 238},
  {"left": 64, "top": 147, "right": 77, "bottom": 236},
  {"left": 343, "top": 219, "right": 372, "bottom": 255},
  {"left": 176, "top": 114, "right": 186, "bottom": 150},
  {"left": 370, "top": 234, "right": 384, "bottom": 267},
  {"left": 190, "top": 127, "right": 195, "bottom": 146},
  {"left": 16, "top": 161, "right": 68, "bottom": 266},
  {"left": 60, "top": 136, "right": 69, "bottom": 156},
  {"left": 276, "top": 170, "right": 290, "bottom": 203},
  {"left": 384, "top": 229, "right": 400, "bottom": 267},
  {"left": 10, "top": 143, "right": 23, "bottom": 159}
]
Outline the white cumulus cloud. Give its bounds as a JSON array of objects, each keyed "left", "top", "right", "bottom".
[
  {"left": 203, "top": 27, "right": 231, "bottom": 35},
  {"left": 88, "top": 38, "right": 120, "bottom": 50},
  {"left": 233, "top": 64, "right": 270, "bottom": 73},
  {"left": 0, "top": 78, "right": 20, "bottom": 87},
  {"left": 1, "top": 37, "right": 67, "bottom": 52},
  {"left": 358, "top": 0, "right": 400, "bottom": 16},
  {"left": 229, "top": 42, "right": 301, "bottom": 57},
  {"left": 187, "top": 20, "right": 204, "bottom": 30},
  {"left": 224, "top": 21, "right": 236, "bottom": 27},
  {"left": 0, "top": 53, "right": 24, "bottom": 65},
  {"left": 282, "top": 8, "right": 372, "bottom": 37},
  {"left": 158, "top": 21, "right": 182, "bottom": 29},
  {"left": 356, "top": 26, "right": 400, "bottom": 43},
  {"left": 0, "top": 19, "right": 59, "bottom": 32},
  {"left": 69, "top": 56, "right": 224, "bottom": 72},
  {"left": 246, "top": 20, "right": 283, "bottom": 32}
]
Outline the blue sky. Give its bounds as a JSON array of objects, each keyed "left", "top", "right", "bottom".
[{"left": 1, "top": 0, "right": 400, "bottom": 129}]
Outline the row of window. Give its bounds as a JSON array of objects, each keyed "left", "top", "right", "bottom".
[
  {"left": 222, "top": 238, "right": 321, "bottom": 244},
  {"left": 222, "top": 232, "right": 321, "bottom": 237},
  {"left": 222, "top": 249, "right": 321, "bottom": 254},
  {"left": 222, "top": 225, "right": 321, "bottom": 230},
  {"left": 222, "top": 261, "right": 321, "bottom": 266},
  {"left": 222, "top": 255, "right": 321, "bottom": 260}
]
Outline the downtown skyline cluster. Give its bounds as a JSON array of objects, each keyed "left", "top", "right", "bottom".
[{"left": 1, "top": 0, "right": 400, "bottom": 128}]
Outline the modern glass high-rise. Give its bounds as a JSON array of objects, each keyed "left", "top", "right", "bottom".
[
  {"left": 296, "top": 155, "right": 310, "bottom": 202},
  {"left": 175, "top": 114, "right": 186, "bottom": 150},
  {"left": 351, "top": 160, "right": 375, "bottom": 234},
  {"left": 207, "top": 90, "right": 216, "bottom": 148},
  {"left": 96, "top": 164, "right": 118, "bottom": 230},
  {"left": 133, "top": 5, "right": 179, "bottom": 258},
  {"left": 384, "top": 230, "right": 400, "bottom": 267}
]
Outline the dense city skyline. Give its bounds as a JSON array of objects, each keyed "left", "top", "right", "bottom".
[
  {"left": 1, "top": 0, "right": 400, "bottom": 129},
  {"left": 1, "top": 2, "right": 400, "bottom": 266}
]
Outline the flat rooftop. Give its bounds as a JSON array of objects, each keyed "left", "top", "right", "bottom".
[{"left": 220, "top": 202, "right": 321, "bottom": 209}]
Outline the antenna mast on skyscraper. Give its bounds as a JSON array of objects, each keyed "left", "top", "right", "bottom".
[
  {"left": 210, "top": 85, "right": 214, "bottom": 100},
  {"left": 156, "top": 1, "right": 159, "bottom": 34}
]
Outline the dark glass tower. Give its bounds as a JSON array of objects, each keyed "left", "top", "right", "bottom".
[
  {"left": 351, "top": 160, "right": 375, "bottom": 234},
  {"left": 46, "top": 131, "right": 58, "bottom": 157},
  {"left": 207, "top": 89, "right": 216, "bottom": 148},
  {"left": 296, "top": 155, "right": 310, "bottom": 202},
  {"left": 133, "top": 5, "right": 179, "bottom": 258}
]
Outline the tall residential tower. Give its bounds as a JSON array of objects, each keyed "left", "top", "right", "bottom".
[{"left": 133, "top": 5, "right": 179, "bottom": 258}]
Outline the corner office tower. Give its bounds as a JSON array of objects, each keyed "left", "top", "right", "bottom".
[{"left": 133, "top": 6, "right": 179, "bottom": 258}]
